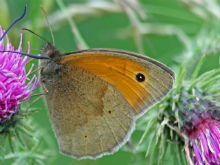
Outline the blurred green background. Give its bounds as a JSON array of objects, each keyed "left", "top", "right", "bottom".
[{"left": 0, "top": 0, "right": 220, "bottom": 164}]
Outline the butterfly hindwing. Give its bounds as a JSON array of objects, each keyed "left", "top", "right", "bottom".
[{"left": 41, "top": 64, "right": 134, "bottom": 159}]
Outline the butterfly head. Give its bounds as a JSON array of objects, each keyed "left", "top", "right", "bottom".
[{"left": 41, "top": 43, "right": 62, "bottom": 63}]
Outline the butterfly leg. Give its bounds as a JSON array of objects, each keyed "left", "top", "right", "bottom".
[
  {"left": 25, "top": 95, "right": 44, "bottom": 113},
  {"left": 40, "top": 80, "right": 49, "bottom": 93},
  {"left": 30, "top": 79, "right": 49, "bottom": 98},
  {"left": 29, "top": 67, "right": 43, "bottom": 76},
  {"left": 25, "top": 70, "right": 49, "bottom": 112},
  {"left": 27, "top": 58, "right": 35, "bottom": 64},
  {"left": 25, "top": 80, "right": 48, "bottom": 113}
]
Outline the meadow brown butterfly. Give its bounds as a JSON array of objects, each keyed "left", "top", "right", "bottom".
[{"left": 39, "top": 43, "right": 175, "bottom": 159}]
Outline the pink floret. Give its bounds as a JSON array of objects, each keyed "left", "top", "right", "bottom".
[{"left": 186, "top": 113, "right": 220, "bottom": 165}]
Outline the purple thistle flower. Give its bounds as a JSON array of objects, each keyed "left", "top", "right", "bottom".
[
  {"left": 0, "top": 25, "right": 39, "bottom": 122},
  {"left": 180, "top": 99, "right": 220, "bottom": 165}
]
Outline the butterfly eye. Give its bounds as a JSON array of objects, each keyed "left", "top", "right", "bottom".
[
  {"left": 46, "top": 50, "right": 54, "bottom": 57},
  {"left": 136, "top": 73, "right": 145, "bottom": 82}
]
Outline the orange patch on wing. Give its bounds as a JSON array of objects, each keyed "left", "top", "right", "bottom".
[{"left": 61, "top": 54, "right": 151, "bottom": 114}]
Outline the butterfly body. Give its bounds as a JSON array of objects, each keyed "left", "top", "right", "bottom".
[{"left": 39, "top": 43, "right": 175, "bottom": 159}]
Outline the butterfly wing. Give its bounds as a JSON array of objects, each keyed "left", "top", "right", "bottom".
[
  {"left": 60, "top": 48, "right": 175, "bottom": 119},
  {"left": 42, "top": 65, "right": 134, "bottom": 159}
]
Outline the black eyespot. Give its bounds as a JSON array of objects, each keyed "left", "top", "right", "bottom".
[{"left": 136, "top": 73, "right": 145, "bottom": 82}]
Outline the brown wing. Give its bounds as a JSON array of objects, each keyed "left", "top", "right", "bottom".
[
  {"left": 43, "top": 66, "right": 134, "bottom": 159},
  {"left": 60, "top": 48, "right": 175, "bottom": 119}
]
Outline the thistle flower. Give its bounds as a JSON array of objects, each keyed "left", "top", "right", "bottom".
[
  {"left": 0, "top": 25, "right": 39, "bottom": 122},
  {"left": 180, "top": 99, "right": 220, "bottom": 165},
  {"left": 0, "top": 7, "right": 53, "bottom": 165}
]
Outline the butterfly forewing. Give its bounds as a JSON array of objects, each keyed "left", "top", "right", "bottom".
[{"left": 61, "top": 49, "right": 175, "bottom": 119}]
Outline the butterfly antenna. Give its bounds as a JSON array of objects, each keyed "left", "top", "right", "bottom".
[
  {"left": 0, "top": 6, "right": 26, "bottom": 41},
  {"left": 0, "top": 50, "right": 50, "bottom": 59},
  {"left": 0, "top": 6, "right": 49, "bottom": 60},
  {"left": 22, "top": 28, "right": 50, "bottom": 43},
  {"left": 40, "top": 5, "right": 55, "bottom": 46}
]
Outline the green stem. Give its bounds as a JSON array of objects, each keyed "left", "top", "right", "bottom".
[{"left": 56, "top": 0, "right": 89, "bottom": 49}]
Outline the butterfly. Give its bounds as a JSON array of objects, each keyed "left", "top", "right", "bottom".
[{"left": 39, "top": 43, "right": 175, "bottom": 159}]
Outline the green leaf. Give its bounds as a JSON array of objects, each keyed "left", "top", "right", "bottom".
[
  {"left": 16, "top": 126, "right": 33, "bottom": 139},
  {"left": 8, "top": 134, "right": 17, "bottom": 154},
  {"left": 136, "top": 120, "right": 154, "bottom": 149},
  {"left": 201, "top": 75, "right": 220, "bottom": 89},
  {"left": 175, "top": 65, "right": 186, "bottom": 94},
  {"left": 18, "top": 121, "right": 35, "bottom": 133},
  {"left": 145, "top": 133, "right": 156, "bottom": 158},
  {"left": 15, "top": 129, "right": 26, "bottom": 148},
  {"left": 0, "top": 134, "right": 6, "bottom": 160},
  {"left": 191, "top": 54, "right": 206, "bottom": 81}
]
